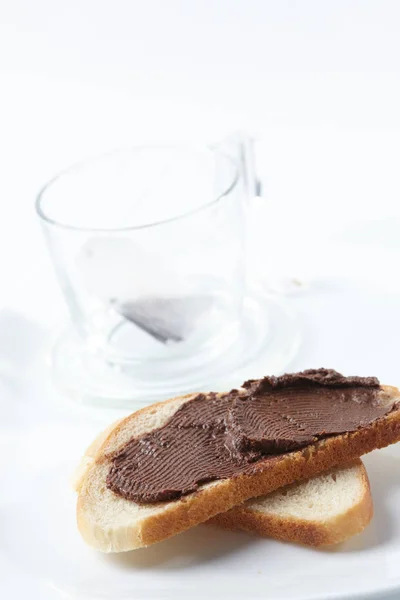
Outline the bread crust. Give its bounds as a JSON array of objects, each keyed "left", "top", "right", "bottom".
[
  {"left": 208, "top": 460, "right": 373, "bottom": 546},
  {"left": 76, "top": 385, "right": 400, "bottom": 552}
]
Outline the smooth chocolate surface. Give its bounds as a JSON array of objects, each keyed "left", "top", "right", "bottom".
[{"left": 106, "top": 369, "right": 393, "bottom": 504}]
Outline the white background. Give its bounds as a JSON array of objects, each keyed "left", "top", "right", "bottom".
[
  {"left": 2, "top": 1, "right": 400, "bottom": 372},
  {"left": 2, "top": 0, "right": 400, "bottom": 293},
  {"left": 2, "top": 4, "right": 400, "bottom": 598}
]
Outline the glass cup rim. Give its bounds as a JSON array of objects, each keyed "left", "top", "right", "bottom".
[{"left": 35, "top": 144, "right": 240, "bottom": 233}]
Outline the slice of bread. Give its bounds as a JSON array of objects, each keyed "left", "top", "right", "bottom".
[
  {"left": 74, "top": 431, "right": 371, "bottom": 547},
  {"left": 76, "top": 386, "right": 400, "bottom": 552},
  {"left": 208, "top": 460, "right": 373, "bottom": 546}
]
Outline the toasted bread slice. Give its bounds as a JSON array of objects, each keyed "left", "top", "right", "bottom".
[
  {"left": 208, "top": 460, "right": 373, "bottom": 546},
  {"left": 76, "top": 386, "right": 400, "bottom": 552},
  {"left": 74, "top": 433, "right": 372, "bottom": 548}
]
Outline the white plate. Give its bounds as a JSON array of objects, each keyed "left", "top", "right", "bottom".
[
  {"left": 2, "top": 274, "right": 400, "bottom": 599},
  {"left": 2, "top": 422, "right": 400, "bottom": 600}
]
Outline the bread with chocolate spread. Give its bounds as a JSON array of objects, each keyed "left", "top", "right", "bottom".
[{"left": 75, "top": 369, "right": 400, "bottom": 552}]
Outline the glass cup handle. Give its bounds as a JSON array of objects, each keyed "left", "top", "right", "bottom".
[
  {"left": 237, "top": 133, "right": 263, "bottom": 200},
  {"left": 214, "top": 132, "right": 263, "bottom": 201}
]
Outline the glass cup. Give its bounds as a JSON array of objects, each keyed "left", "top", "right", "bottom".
[{"left": 36, "top": 139, "right": 300, "bottom": 406}]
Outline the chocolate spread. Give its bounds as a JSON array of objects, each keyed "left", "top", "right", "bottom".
[{"left": 106, "top": 369, "right": 394, "bottom": 504}]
